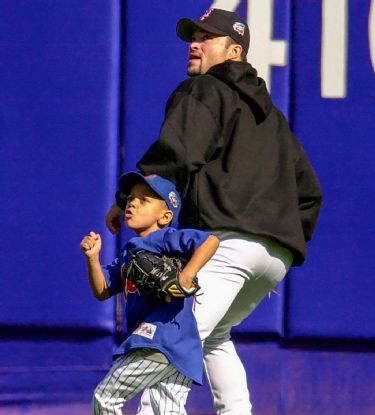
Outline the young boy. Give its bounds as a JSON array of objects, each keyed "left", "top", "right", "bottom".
[{"left": 80, "top": 172, "right": 219, "bottom": 415}]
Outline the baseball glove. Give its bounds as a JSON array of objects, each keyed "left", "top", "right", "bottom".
[{"left": 125, "top": 250, "right": 200, "bottom": 302}]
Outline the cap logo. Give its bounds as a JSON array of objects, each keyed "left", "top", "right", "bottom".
[
  {"left": 233, "top": 22, "right": 245, "bottom": 36},
  {"left": 145, "top": 174, "right": 157, "bottom": 179},
  {"left": 199, "top": 8, "right": 213, "bottom": 21},
  {"left": 168, "top": 192, "right": 179, "bottom": 208}
]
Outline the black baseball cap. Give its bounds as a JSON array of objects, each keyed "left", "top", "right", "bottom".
[{"left": 176, "top": 8, "right": 250, "bottom": 53}]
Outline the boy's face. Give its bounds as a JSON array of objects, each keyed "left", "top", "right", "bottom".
[{"left": 124, "top": 181, "right": 172, "bottom": 236}]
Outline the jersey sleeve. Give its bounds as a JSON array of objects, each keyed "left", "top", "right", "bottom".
[
  {"left": 162, "top": 228, "right": 211, "bottom": 258},
  {"left": 126, "top": 228, "right": 211, "bottom": 258},
  {"left": 102, "top": 254, "right": 123, "bottom": 296}
]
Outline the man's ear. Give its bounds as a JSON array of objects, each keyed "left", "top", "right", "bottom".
[
  {"left": 158, "top": 210, "right": 173, "bottom": 226},
  {"left": 228, "top": 44, "right": 243, "bottom": 61}
]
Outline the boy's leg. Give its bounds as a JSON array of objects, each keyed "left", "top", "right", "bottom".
[
  {"left": 149, "top": 371, "right": 192, "bottom": 415},
  {"left": 93, "top": 350, "right": 176, "bottom": 415}
]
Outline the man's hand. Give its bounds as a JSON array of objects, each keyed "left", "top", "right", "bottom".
[
  {"left": 80, "top": 231, "right": 102, "bottom": 258},
  {"left": 105, "top": 203, "right": 124, "bottom": 234}
]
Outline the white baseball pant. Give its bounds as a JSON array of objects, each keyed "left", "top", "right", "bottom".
[
  {"left": 93, "top": 349, "right": 192, "bottom": 415},
  {"left": 137, "top": 231, "right": 293, "bottom": 415}
]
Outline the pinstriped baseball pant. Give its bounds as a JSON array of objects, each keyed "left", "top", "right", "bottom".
[{"left": 92, "top": 349, "right": 192, "bottom": 414}]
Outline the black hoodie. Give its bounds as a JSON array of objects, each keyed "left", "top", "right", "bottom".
[{"left": 138, "top": 61, "right": 322, "bottom": 266}]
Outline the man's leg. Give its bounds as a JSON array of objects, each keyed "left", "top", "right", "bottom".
[
  {"left": 200, "top": 275, "right": 277, "bottom": 415},
  {"left": 194, "top": 241, "right": 253, "bottom": 415},
  {"left": 195, "top": 234, "right": 293, "bottom": 414}
]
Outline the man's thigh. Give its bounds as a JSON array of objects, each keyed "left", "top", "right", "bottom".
[
  {"left": 195, "top": 234, "right": 292, "bottom": 341},
  {"left": 194, "top": 263, "right": 245, "bottom": 341},
  {"left": 206, "top": 275, "right": 277, "bottom": 341}
]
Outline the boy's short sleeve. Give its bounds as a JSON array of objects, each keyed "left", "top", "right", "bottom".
[
  {"left": 125, "top": 228, "right": 211, "bottom": 257},
  {"left": 162, "top": 228, "right": 210, "bottom": 257},
  {"left": 102, "top": 256, "right": 123, "bottom": 296}
]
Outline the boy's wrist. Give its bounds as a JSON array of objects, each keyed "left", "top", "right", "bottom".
[
  {"left": 178, "top": 272, "right": 195, "bottom": 289},
  {"left": 86, "top": 255, "right": 100, "bottom": 264}
]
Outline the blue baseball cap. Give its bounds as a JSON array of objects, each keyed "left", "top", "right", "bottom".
[{"left": 118, "top": 172, "right": 181, "bottom": 225}]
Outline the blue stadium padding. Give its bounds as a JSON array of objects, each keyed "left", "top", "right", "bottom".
[
  {"left": 0, "top": 336, "right": 113, "bottom": 404},
  {"left": 1, "top": 339, "right": 374, "bottom": 413},
  {"left": 287, "top": 0, "right": 375, "bottom": 338},
  {"left": 121, "top": 0, "right": 292, "bottom": 335},
  {"left": 0, "top": 0, "right": 121, "bottom": 328}
]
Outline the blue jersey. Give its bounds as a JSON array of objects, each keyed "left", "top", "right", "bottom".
[{"left": 102, "top": 227, "right": 210, "bottom": 384}]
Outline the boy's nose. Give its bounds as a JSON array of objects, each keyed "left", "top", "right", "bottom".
[{"left": 128, "top": 198, "right": 139, "bottom": 208}]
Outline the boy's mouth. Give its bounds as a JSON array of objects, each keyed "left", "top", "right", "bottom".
[{"left": 125, "top": 209, "right": 133, "bottom": 219}]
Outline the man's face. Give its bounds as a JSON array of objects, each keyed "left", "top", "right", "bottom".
[{"left": 187, "top": 29, "right": 232, "bottom": 76}]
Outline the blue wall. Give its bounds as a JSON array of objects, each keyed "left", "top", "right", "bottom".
[{"left": 1, "top": 0, "right": 375, "bottom": 412}]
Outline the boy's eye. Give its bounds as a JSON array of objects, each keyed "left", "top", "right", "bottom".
[{"left": 125, "top": 195, "right": 150, "bottom": 205}]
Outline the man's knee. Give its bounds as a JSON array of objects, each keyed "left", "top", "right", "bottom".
[{"left": 203, "top": 333, "right": 232, "bottom": 356}]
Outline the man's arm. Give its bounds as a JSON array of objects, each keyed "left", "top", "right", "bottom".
[
  {"left": 178, "top": 234, "right": 220, "bottom": 290},
  {"left": 138, "top": 83, "right": 222, "bottom": 195},
  {"left": 80, "top": 231, "right": 111, "bottom": 300},
  {"left": 105, "top": 203, "right": 123, "bottom": 235},
  {"left": 295, "top": 150, "right": 323, "bottom": 241}
]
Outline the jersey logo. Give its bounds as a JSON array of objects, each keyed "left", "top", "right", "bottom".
[
  {"left": 121, "top": 264, "right": 138, "bottom": 301},
  {"left": 133, "top": 322, "right": 157, "bottom": 339}
]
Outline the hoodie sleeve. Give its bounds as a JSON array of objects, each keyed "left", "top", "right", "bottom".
[
  {"left": 295, "top": 148, "right": 323, "bottom": 241},
  {"left": 137, "top": 82, "right": 222, "bottom": 196}
]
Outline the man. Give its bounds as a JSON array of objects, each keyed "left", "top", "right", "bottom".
[{"left": 106, "top": 8, "right": 322, "bottom": 414}]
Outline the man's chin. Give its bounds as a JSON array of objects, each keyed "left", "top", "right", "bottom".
[{"left": 187, "top": 64, "right": 201, "bottom": 76}]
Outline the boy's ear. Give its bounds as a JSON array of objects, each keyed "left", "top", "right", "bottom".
[{"left": 158, "top": 210, "right": 173, "bottom": 226}]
